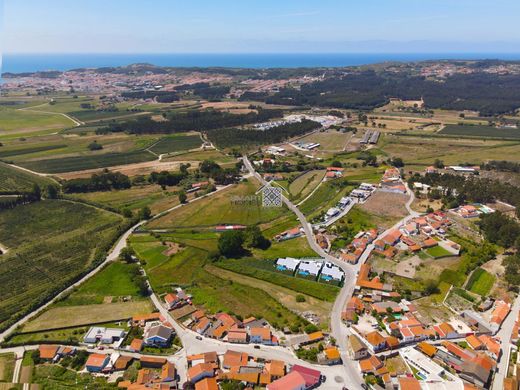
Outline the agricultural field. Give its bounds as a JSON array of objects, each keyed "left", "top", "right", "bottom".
[
  {"left": 33, "top": 364, "right": 118, "bottom": 389},
  {"left": 148, "top": 134, "right": 202, "bottom": 154},
  {"left": 67, "top": 184, "right": 180, "bottom": 214},
  {"left": 289, "top": 169, "right": 325, "bottom": 201},
  {"left": 0, "top": 353, "right": 15, "bottom": 383},
  {"left": 297, "top": 129, "right": 352, "bottom": 151},
  {"left": 0, "top": 200, "right": 127, "bottom": 331},
  {"left": 0, "top": 106, "right": 74, "bottom": 136},
  {"left": 0, "top": 161, "right": 53, "bottom": 193},
  {"left": 299, "top": 179, "right": 354, "bottom": 220},
  {"left": 147, "top": 180, "right": 288, "bottom": 229},
  {"left": 18, "top": 149, "right": 156, "bottom": 173},
  {"left": 424, "top": 245, "right": 453, "bottom": 259},
  {"left": 439, "top": 124, "right": 520, "bottom": 139},
  {"left": 130, "top": 232, "right": 309, "bottom": 331},
  {"left": 466, "top": 267, "right": 496, "bottom": 296},
  {"left": 163, "top": 149, "right": 236, "bottom": 165},
  {"left": 358, "top": 191, "right": 409, "bottom": 228}
]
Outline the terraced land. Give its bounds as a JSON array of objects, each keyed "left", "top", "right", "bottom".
[
  {"left": 18, "top": 149, "right": 156, "bottom": 173},
  {"left": 0, "top": 161, "right": 53, "bottom": 193},
  {"left": 467, "top": 267, "right": 495, "bottom": 296},
  {"left": 289, "top": 169, "right": 325, "bottom": 202},
  {"left": 0, "top": 200, "right": 127, "bottom": 331}
]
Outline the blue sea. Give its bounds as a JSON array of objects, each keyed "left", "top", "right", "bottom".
[{"left": 2, "top": 53, "right": 520, "bottom": 73}]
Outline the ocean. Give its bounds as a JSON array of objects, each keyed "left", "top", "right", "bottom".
[{"left": 2, "top": 53, "right": 520, "bottom": 74}]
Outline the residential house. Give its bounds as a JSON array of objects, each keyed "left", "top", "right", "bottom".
[
  {"left": 359, "top": 355, "right": 384, "bottom": 375},
  {"left": 275, "top": 257, "right": 300, "bottom": 273},
  {"left": 39, "top": 345, "right": 59, "bottom": 361},
  {"left": 144, "top": 324, "right": 173, "bottom": 347},
  {"left": 349, "top": 335, "right": 369, "bottom": 360},
  {"left": 195, "top": 377, "right": 218, "bottom": 390},
  {"left": 250, "top": 327, "right": 277, "bottom": 345},
  {"left": 365, "top": 331, "right": 388, "bottom": 353},
  {"left": 187, "top": 363, "right": 215, "bottom": 384},
  {"left": 129, "top": 338, "right": 144, "bottom": 352},
  {"left": 85, "top": 353, "right": 110, "bottom": 373},
  {"left": 434, "top": 322, "right": 459, "bottom": 339},
  {"left": 267, "top": 371, "right": 306, "bottom": 390},
  {"left": 161, "top": 362, "right": 177, "bottom": 382},
  {"left": 84, "top": 327, "right": 125, "bottom": 344},
  {"left": 222, "top": 350, "right": 249, "bottom": 369},
  {"left": 140, "top": 356, "right": 167, "bottom": 368},
  {"left": 227, "top": 329, "right": 248, "bottom": 344},
  {"left": 290, "top": 365, "right": 322, "bottom": 389}
]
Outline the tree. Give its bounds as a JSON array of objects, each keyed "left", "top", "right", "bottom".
[
  {"left": 46, "top": 184, "right": 59, "bottom": 199},
  {"left": 31, "top": 184, "right": 42, "bottom": 200},
  {"left": 331, "top": 160, "right": 343, "bottom": 168},
  {"left": 31, "top": 349, "right": 41, "bottom": 365},
  {"left": 433, "top": 159, "right": 445, "bottom": 169},
  {"left": 296, "top": 294, "right": 306, "bottom": 302},
  {"left": 390, "top": 157, "right": 404, "bottom": 168},
  {"left": 139, "top": 206, "right": 152, "bottom": 220},
  {"left": 88, "top": 141, "right": 103, "bottom": 151},
  {"left": 119, "top": 247, "right": 135, "bottom": 262},
  {"left": 243, "top": 226, "right": 270, "bottom": 250},
  {"left": 178, "top": 191, "right": 187, "bottom": 204},
  {"left": 218, "top": 230, "right": 245, "bottom": 258}
]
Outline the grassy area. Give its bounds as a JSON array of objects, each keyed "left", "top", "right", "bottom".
[
  {"left": 289, "top": 170, "right": 325, "bottom": 201},
  {"left": 148, "top": 180, "right": 288, "bottom": 228},
  {"left": 149, "top": 134, "right": 202, "bottom": 154},
  {"left": 0, "top": 106, "right": 74, "bottom": 134},
  {"left": 0, "top": 200, "right": 127, "bottom": 331},
  {"left": 299, "top": 180, "right": 353, "bottom": 220},
  {"left": 55, "top": 261, "right": 147, "bottom": 306},
  {"left": 215, "top": 258, "right": 339, "bottom": 302},
  {"left": 251, "top": 236, "right": 317, "bottom": 259},
  {"left": 424, "top": 245, "right": 453, "bottom": 259},
  {"left": 33, "top": 364, "right": 118, "bottom": 389},
  {"left": 440, "top": 124, "right": 520, "bottom": 139},
  {"left": 0, "top": 353, "right": 15, "bottom": 382},
  {"left": 163, "top": 149, "right": 235, "bottom": 164},
  {"left": 439, "top": 269, "right": 466, "bottom": 287},
  {"left": 467, "top": 268, "right": 495, "bottom": 296},
  {"left": 18, "top": 149, "right": 156, "bottom": 173},
  {"left": 130, "top": 232, "right": 309, "bottom": 330},
  {"left": 20, "top": 301, "right": 152, "bottom": 332},
  {"left": 0, "top": 161, "right": 53, "bottom": 193}
]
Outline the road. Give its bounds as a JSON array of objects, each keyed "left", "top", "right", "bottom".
[{"left": 492, "top": 294, "right": 520, "bottom": 390}]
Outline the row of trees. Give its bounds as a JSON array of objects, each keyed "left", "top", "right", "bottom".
[
  {"left": 62, "top": 171, "right": 131, "bottom": 193},
  {"left": 217, "top": 226, "right": 270, "bottom": 258}
]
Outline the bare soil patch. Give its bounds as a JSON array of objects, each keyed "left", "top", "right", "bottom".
[
  {"left": 359, "top": 191, "right": 408, "bottom": 224},
  {"left": 162, "top": 242, "right": 182, "bottom": 256}
]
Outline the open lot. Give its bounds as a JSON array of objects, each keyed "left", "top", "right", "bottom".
[
  {"left": 358, "top": 190, "right": 409, "bottom": 227},
  {"left": 148, "top": 134, "right": 202, "bottom": 154},
  {"left": 0, "top": 162, "right": 53, "bottom": 193},
  {"left": 440, "top": 124, "right": 520, "bottom": 139},
  {"left": 21, "top": 300, "right": 152, "bottom": 332},
  {"left": 466, "top": 267, "right": 495, "bottom": 296},
  {"left": 0, "top": 353, "right": 15, "bottom": 382},
  {"left": 289, "top": 169, "right": 325, "bottom": 201}
]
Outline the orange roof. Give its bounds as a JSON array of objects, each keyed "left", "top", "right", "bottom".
[
  {"left": 85, "top": 353, "right": 107, "bottom": 368},
  {"left": 325, "top": 347, "right": 341, "bottom": 360},
  {"left": 400, "top": 327, "right": 414, "bottom": 338},
  {"left": 195, "top": 377, "right": 218, "bottom": 390},
  {"left": 472, "top": 353, "right": 496, "bottom": 371},
  {"left": 418, "top": 342, "right": 437, "bottom": 357},
  {"left": 136, "top": 369, "right": 154, "bottom": 385},
  {"left": 195, "top": 317, "right": 211, "bottom": 331},
  {"left": 439, "top": 322, "right": 455, "bottom": 335},
  {"left": 385, "top": 336, "right": 400, "bottom": 348},
  {"left": 130, "top": 338, "right": 143, "bottom": 351},
  {"left": 114, "top": 355, "right": 133, "bottom": 371},
  {"left": 491, "top": 301, "right": 510, "bottom": 325},
  {"left": 132, "top": 313, "right": 160, "bottom": 322},
  {"left": 308, "top": 331, "right": 324, "bottom": 341},
  {"left": 399, "top": 377, "right": 421, "bottom": 390},
  {"left": 39, "top": 344, "right": 59, "bottom": 360},
  {"left": 140, "top": 356, "right": 166, "bottom": 365},
  {"left": 265, "top": 360, "right": 285, "bottom": 377},
  {"left": 356, "top": 264, "right": 385, "bottom": 291},
  {"left": 504, "top": 377, "right": 519, "bottom": 390},
  {"left": 366, "top": 331, "right": 386, "bottom": 347},
  {"left": 188, "top": 363, "right": 214, "bottom": 382},
  {"left": 227, "top": 329, "right": 247, "bottom": 341},
  {"left": 164, "top": 293, "right": 177, "bottom": 304},
  {"left": 382, "top": 229, "right": 401, "bottom": 244},
  {"left": 478, "top": 335, "right": 501, "bottom": 357},
  {"left": 466, "top": 335, "right": 483, "bottom": 350},
  {"left": 251, "top": 327, "right": 271, "bottom": 340},
  {"left": 223, "top": 350, "right": 248, "bottom": 368},
  {"left": 161, "top": 362, "right": 176, "bottom": 381},
  {"left": 220, "top": 371, "right": 259, "bottom": 383},
  {"left": 359, "top": 355, "right": 383, "bottom": 372}
]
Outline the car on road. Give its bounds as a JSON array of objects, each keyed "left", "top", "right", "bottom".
[
  {"left": 254, "top": 345, "right": 261, "bottom": 349},
  {"left": 196, "top": 336, "right": 202, "bottom": 340}
]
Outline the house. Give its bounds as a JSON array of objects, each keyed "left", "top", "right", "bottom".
[
  {"left": 85, "top": 353, "right": 110, "bottom": 373},
  {"left": 195, "top": 377, "right": 218, "bottom": 390},
  {"left": 356, "top": 264, "right": 392, "bottom": 291},
  {"left": 164, "top": 293, "right": 183, "bottom": 310},
  {"left": 265, "top": 360, "right": 285, "bottom": 380},
  {"left": 144, "top": 324, "right": 173, "bottom": 347},
  {"left": 194, "top": 317, "right": 211, "bottom": 334},
  {"left": 417, "top": 341, "right": 437, "bottom": 358},
  {"left": 371, "top": 301, "right": 402, "bottom": 315},
  {"left": 491, "top": 300, "right": 511, "bottom": 326},
  {"left": 140, "top": 356, "right": 167, "bottom": 368},
  {"left": 222, "top": 350, "right": 249, "bottom": 369},
  {"left": 322, "top": 347, "right": 341, "bottom": 365},
  {"left": 227, "top": 329, "right": 248, "bottom": 344},
  {"left": 320, "top": 262, "right": 344, "bottom": 282},
  {"left": 398, "top": 377, "right": 421, "bottom": 390},
  {"left": 349, "top": 335, "right": 369, "bottom": 360},
  {"left": 132, "top": 312, "right": 161, "bottom": 327},
  {"left": 434, "top": 322, "right": 459, "bottom": 339},
  {"left": 365, "top": 331, "right": 387, "bottom": 353},
  {"left": 297, "top": 260, "right": 323, "bottom": 278},
  {"left": 267, "top": 371, "right": 306, "bottom": 390},
  {"left": 275, "top": 257, "right": 300, "bottom": 273},
  {"left": 250, "top": 327, "right": 277, "bottom": 345},
  {"left": 478, "top": 335, "right": 501, "bottom": 359},
  {"left": 161, "top": 362, "right": 177, "bottom": 382},
  {"left": 460, "top": 359, "right": 494, "bottom": 388},
  {"left": 129, "top": 338, "right": 144, "bottom": 352},
  {"left": 290, "top": 365, "right": 322, "bottom": 389},
  {"left": 113, "top": 355, "right": 133, "bottom": 371},
  {"left": 359, "top": 355, "right": 384, "bottom": 374},
  {"left": 84, "top": 327, "right": 126, "bottom": 344},
  {"left": 466, "top": 335, "right": 484, "bottom": 351},
  {"left": 187, "top": 363, "right": 215, "bottom": 384},
  {"left": 39, "top": 345, "right": 59, "bottom": 361},
  {"left": 382, "top": 230, "right": 402, "bottom": 246}
]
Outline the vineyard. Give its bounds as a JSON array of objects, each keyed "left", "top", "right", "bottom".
[
  {"left": 0, "top": 200, "right": 127, "bottom": 331},
  {"left": 0, "top": 161, "right": 53, "bottom": 193},
  {"left": 18, "top": 150, "right": 156, "bottom": 173}
]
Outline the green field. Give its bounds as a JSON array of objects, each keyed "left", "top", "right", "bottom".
[
  {"left": 0, "top": 353, "right": 15, "bottom": 382},
  {"left": 0, "top": 200, "right": 127, "bottom": 331},
  {"left": 0, "top": 144, "right": 68, "bottom": 158},
  {"left": 55, "top": 261, "right": 146, "bottom": 306},
  {"left": 149, "top": 134, "right": 202, "bottom": 154},
  {"left": 33, "top": 364, "right": 118, "bottom": 389},
  {"left": 0, "top": 162, "right": 53, "bottom": 193},
  {"left": 18, "top": 150, "right": 156, "bottom": 173},
  {"left": 424, "top": 245, "right": 453, "bottom": 259},
  {"left": 148, "top": 181, "right": 288, "bottom": 229},
  {"left": 289, "top": 170, "right": 325, "bottom": 201},
  {"left": 466, "top": 268, "right": 495, "bottom": 296},
  {"left": 130, "top": 233, "right": 309, "bottom": 330},
  {"left": 216, "top": 258, "right": 339, "bottom": 301},
  {"left": 440, "top": 124, "right": 520, "bottom": 139},
  {"left": 439, "top": 269, "right": 466, "bottom": 287},
  {"left": 0, "top": 106, "right": 74, "bottom": 134}
]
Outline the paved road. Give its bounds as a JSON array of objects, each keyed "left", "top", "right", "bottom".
[{"left": 492, "top": 295, "right": 520, "bottom": 390}]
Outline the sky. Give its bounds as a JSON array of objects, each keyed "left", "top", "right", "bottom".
[{"left": 3, "top": 0, "right": 520, "bottom": 54}]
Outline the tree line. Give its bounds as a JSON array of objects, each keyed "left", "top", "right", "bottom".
[{"left": 62, "top": 171, "right": 131, "bottom": 193}]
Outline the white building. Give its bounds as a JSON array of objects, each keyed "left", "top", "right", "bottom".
[
  {"left": 84, "top": 327, "right": 126, "bottom": 344},
  {"left": 276, "top": 257, "right": 301, "bottom": 272},
  {"left": 321, "top": 262, "right": 344, "bottom": 281},
  {"left": 297, "top": 260, "right": 323, "bottom": 277},
  {"left": 326, "top": 207, "right": 340, "bottom": 218},
  {"left": 400, "top": 347, "right": 445, "bottom": 381}
]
